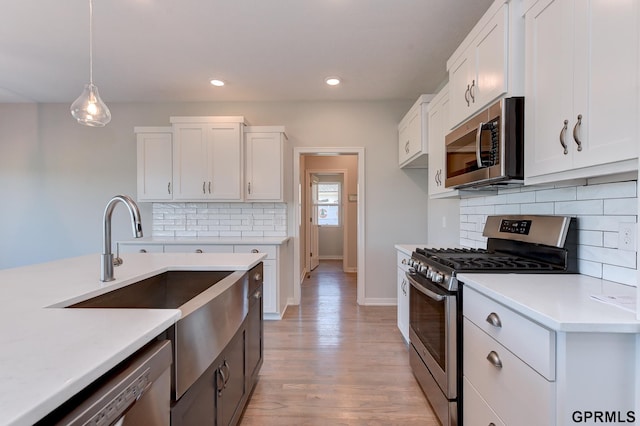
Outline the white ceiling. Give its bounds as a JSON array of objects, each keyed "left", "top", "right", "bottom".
[{"left": 1, "top": 0, "right": 493, "bottom": 103}]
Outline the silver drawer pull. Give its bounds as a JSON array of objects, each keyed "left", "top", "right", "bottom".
[
  {"left": 251, "top": 248, "right": 259, "bottom": 253},
  {"left": 485, "top": 312, "right": 502, "bottom": 328},
  {"left": 254, "top": 273, "right": 262, "bottom": 282},
  {"left": 401, "top": 258, "right": 407, "bottom": 265},
  {"left": 195, "top": 249, "right": 203, "bottom": 253},
  {"left": 486, "top": 351, "right": 503, "bottom": 369},
  {"left": 139, "top": 249, "right": 147, "bottom": 253}
]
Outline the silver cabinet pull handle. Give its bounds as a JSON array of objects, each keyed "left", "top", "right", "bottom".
[
  {"left": 405, "top": 140, "right": 410, "bottom": 154},
  {"left": 486, "top": 312, "right": 502, "bottom": 328},
  {"left": 469, "top": 79, "right": 476, "bottom": 102},
  {"left": 139, "top": 249, "right": 147, "bottom": 253},
  {"left": 167, "top": 182, "right": 171, "bottom": 194},
  {"left": 559, "top": 120, "right": 569, "bottom": 154},
  {"left": 254, "top": 273, "right": 262, "bottom": 282},
  {"left": 401, "top": 258, "right": 408, "bottom": 265},
  {"left": 208, "top": 181, "right": 212, "bottom": 193},
  {"left": 573, "top": 114, "right": 583, "bottom": 151},
  {"left": 248, "top": 182, "right": 251, "bottom": 194},
  {"left": 195, "top": 249, "right": 203, "bottom": 253},
  {"left": 202, "top": 181, "right": 206, "bottom": 194},
  {"left": 475, "top": 122, "right": 485, "bottom": 168},
  {"left": 465, "top": 85, "right": 470, "bottom": 106},
  {"left": 486, "top": 351, "right": 503, "bottom": 369},
  {"left": 251, "top": 248, "right": 259, "bottom": 253}
]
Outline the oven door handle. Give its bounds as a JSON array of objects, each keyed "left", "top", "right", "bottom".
[{"left": 406, "top": 272, "right": 445, "bottom": 302}]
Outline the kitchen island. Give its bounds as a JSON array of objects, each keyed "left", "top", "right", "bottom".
[{"left": 0, "top": 252, "right": 265, "bottom": 426}]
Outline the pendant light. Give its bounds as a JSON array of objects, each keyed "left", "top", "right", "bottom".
[{"left": 70, "top": 0, "right": 111, "bottom": 127}]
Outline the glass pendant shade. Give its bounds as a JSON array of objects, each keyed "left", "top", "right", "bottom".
[{"left": 70, "top": 83, "right": 111, "bottom": 127}]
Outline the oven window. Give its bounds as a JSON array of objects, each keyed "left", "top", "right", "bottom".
[{"left": 410, "top": 284, "right": 446, "bottom": 371}]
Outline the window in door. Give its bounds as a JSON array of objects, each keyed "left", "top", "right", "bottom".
[{"left": 317, "top": 182, "right": 341, "bottom": 226}]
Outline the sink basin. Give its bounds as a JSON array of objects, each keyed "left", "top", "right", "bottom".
[
  {"left": 66, "top": 267, "right": 260, "bottom": 401},
  {"left": 68, "top": 271, "right": 234, "bottom": 309}
]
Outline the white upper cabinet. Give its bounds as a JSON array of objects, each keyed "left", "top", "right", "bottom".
[
  {"left": 244, "top": 126, "right": 290, "bottom": 202},
  {"left": 398, "top": 95, "right": 434, "bottom": 168},
  {"left": 135, "top": 127, "right": 173, "bottom": 202},
  {"left": 171, "top": 117, "right": 245, "bottom": 201},
  {"left": 447, "top": 0, "right": 524, "bottom": 130},
  {"left": 427, "top": 85, "right": 459, "bottom": 198},
  {"left": 524, "top": 0, "right": 639, "bottom": 184}
]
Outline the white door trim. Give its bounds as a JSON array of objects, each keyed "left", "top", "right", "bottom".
[{"left": 293, "top": 147, "right": 365, "bottom": 305}]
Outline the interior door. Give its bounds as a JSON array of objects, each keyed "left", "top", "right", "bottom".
[{"left": 307, "top": 174, "right": 320, "bottom": 272}]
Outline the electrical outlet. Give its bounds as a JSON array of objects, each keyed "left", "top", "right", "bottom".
[{"left": 618, "top": 222, "right": 637, "bottom": 251}]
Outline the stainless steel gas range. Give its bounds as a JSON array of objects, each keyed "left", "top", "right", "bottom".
[{"left": 407, "top": 215, "right": 576, "bottom": 426}]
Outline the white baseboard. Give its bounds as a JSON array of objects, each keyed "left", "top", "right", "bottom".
[{"left": 344, "top": 267, "right": 357, "bottom": 273}]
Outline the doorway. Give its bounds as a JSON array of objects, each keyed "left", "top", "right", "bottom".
[
  {"left": 306, "top": 170, "right": 349, "bottom": 275},
  {"left": 293, "top": 147, "right": 365, "bottom": 306}
]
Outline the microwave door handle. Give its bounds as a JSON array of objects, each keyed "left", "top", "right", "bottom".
[
  {"left": 475, "top": 122, "right": 485, "bottom": 168},
  {"left": 406, "top": 272, "right": 446, "bottom": 302}
]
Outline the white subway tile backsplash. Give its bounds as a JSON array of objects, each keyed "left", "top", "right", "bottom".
[
  {"left": 460, "top": 179, "right": 638, "bottom": 286},
  {"left": 152, "top": 202, "right": 288, "bottom": 240},
  {"left": 555, "top": 200, "right": 603, "bottom": 215}
]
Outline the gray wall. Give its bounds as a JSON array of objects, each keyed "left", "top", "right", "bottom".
[{"left": 0, "top": 100, "right": 427, "bottom": 301}]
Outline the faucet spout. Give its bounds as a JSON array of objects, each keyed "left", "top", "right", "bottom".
[{"left": 101, "top": 195, "right": 143, "bottom": 282}]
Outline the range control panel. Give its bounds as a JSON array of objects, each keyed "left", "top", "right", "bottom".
[{"left": 499, "top": 219, "right": 532, "bottom": 235}]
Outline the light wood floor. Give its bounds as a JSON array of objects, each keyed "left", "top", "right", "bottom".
[{"left": 240, "top": 260, "right": 439, "bottom": 425}]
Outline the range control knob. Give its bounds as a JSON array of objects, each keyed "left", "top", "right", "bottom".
[
  {"left": 433, "top": 273, "right": 444, "bottom": 284},
  {"left": 419, "top": 264, "right": 428, "bottom": 274},
  {"left": 426, "top": 268, "right": 433, "bottom": 279}
]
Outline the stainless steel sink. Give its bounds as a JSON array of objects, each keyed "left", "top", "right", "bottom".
[
  {"left": 67, "top": 267, "right": 259, "bottom": 401},
  {"left": 69, "top": 271, "right": 234, "bottom": 310}
]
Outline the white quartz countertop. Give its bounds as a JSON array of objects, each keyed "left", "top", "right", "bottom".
[
  {"left": 0, "top": 252, "right": 266, "bottom": 426},
  {"left": 119, "top": 236, "right": 291, "bottom": 245},
  {"left": 394, "top": 244, "right": 427, "bottom": 256},
  {"left": 459, "top": 273, "right": 640, "bottom": 333}
]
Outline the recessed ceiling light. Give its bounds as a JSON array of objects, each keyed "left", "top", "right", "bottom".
[
  {"left": 210, "top": 79, "right": 225, "bottom": 87},
  {"left": 325, "top": 77, "right": 341, "bottom": 86}
]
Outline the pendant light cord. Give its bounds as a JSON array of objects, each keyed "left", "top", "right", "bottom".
[{"left": 89, "top": 0, "right": 94, "bottom": 84}]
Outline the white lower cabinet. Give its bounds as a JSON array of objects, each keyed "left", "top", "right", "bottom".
[
  {"left": 396, "top": 250, "right": 411, "bottom": 343},
  {"left": 233, "top": 245, "right": 283, "bottom": 319},
  {"left": 463, "top": 286, "right": 639, "bottom": 425}
]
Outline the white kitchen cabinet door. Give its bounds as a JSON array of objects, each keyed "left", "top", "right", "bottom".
[
  {"left": 135, "top": 127, "right": 173, "bottom": 201},
  {"left": 428, "top": 85, "right": 459, "bottom": 198},
  {"left": 395, "top": 249, "right": 414, "bottom": 343},
  {"left": 525, "top": 0, "right": 639, "bottom": 184},
  {"left": 398, "top": 95, "right": 433, "bottom": 168},
  {"left": 207, "top": 123, "right": 242, "bottom": 201},
  {"left": 172, "top": 118, "right": 244, "bottom": 201},
  {"left": 448, "top": 2, "right": 514, "bottom": 130},
  {"left": 172, "top": 124, "right": 210, "bottom": 200},
  {"left": 261, "top": 259, "right": 277, "bottom": 315},
  {"left": 244, "top": 128, "right": 287, "bottom": 201}
]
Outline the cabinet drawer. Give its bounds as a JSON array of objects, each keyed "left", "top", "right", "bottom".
[
  {"left": 118, "top": 243, "right": 164, "bottom": 254},
  {"left": 396, "top": 251, "right": 411, "bottom": 272},
  {"left": 163, "top": 244, "right": 234, "bottom": 254},
  {"left": 463, "top": 286, "right": 555, "bottom": 380},
  {"left": 463, "top": 377, "right": 505, "bottom": 426},
  {"left": 234, "top": 245, "right": 276, "bottom": 259},
  {"left": 464, "top": 319, "right": 555, "bottom": 426}
]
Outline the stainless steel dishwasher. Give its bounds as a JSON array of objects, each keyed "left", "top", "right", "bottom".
[{"left": 39, "top": 340, "right": 172, "bottom": 426}]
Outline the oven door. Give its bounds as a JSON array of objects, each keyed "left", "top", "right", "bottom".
[{"left": 407, "top": 272, "right": 458, "bottom": 399}]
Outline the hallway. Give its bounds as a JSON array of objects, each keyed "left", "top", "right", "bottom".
[{"left": 240, "top": 260, "right": 438, "bottom": 425}]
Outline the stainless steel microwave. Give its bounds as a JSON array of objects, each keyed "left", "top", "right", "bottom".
[{"left": 445, "top": 97, "right": 524, "bottom": 189}]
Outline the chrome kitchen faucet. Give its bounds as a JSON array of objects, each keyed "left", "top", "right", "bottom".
[{"left": 101, "top": 195, "right": 143, "bottom": 282}]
